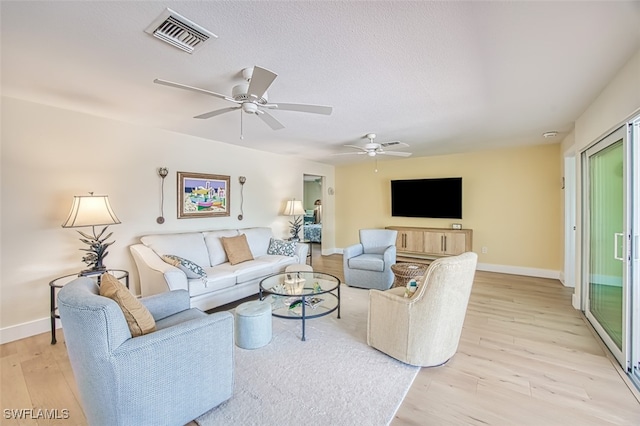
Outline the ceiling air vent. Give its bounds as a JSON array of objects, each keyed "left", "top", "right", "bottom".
[{"left": 145, "top": 8, "right": 217, "bottom": 54}]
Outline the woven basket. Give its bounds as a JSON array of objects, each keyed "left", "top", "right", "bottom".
[{"left": 391, "top": 263, "right": 428, "bottom": 288}]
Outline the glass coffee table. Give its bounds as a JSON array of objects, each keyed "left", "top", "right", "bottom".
[{"left": 259, "top": 271, "right": 340, "bottom": 341}]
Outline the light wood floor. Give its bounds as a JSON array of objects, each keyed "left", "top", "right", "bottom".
[{"left": 2, "top": 244, "right": 639, "bottom": 425}]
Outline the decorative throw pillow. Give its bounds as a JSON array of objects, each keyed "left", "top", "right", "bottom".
[
  {"left": 267, "top": 238, "right": 296, "bottom": 257},
  {"left": 162, "top": 254, "right": 206, "bottom": 279},
  {"left": 221, "top": 234, "right": 254, "bottom": 265},
  {"left": 99, "top": 273, "right": 156, "bottom": 337}
]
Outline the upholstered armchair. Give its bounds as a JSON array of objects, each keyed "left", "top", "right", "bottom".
[
  {"left": 57, "top": 277, "right": 234, "bottom": 425},
  {"left": 343, "top": 229, "right": 398, "bottom": 290},
  {"left": 367, "top": 252, "right": 478, "bottom": 367}
]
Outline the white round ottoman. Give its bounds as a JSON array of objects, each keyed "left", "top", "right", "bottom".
[{"left": 234, "top": 300, "right": 272, "bottom": 349}]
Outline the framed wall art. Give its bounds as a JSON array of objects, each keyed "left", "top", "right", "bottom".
[{"left": 177, "top": 172, "right": 230, "bottom": 219}]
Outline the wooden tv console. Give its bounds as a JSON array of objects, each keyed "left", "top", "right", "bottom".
[{"left": 386, "top": 226, "right": 473, "bottom": 263}]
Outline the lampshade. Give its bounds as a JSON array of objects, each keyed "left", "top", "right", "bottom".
[
  {"left": 61, "top": 194, "right": 121, "bottom": 228},
  {"left": 282, "top": 199, "right": 305, "bottom": 216}
]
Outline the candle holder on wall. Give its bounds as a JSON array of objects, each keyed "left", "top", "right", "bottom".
[
  {"left": 238, "top": 176, "right": 246, "bottom": 220},
  {"left": 157, "top": 167, "right": 169, "bottom": 224}
]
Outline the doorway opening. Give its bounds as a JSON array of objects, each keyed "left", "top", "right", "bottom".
[{"left": 303, "top": 174, "right": 323, "bottom": 262}]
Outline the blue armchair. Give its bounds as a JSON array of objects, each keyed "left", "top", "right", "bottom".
[
  {"left": 58, "top": 277, "right": 234, "bottom": 425},
  {"left": 343, "top": 229, "right": 398, "bottom": 290}
]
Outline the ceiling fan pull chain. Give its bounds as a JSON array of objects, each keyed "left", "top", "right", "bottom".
[{"left": 240, "top": 109, "right": 244, "bottom": 140}]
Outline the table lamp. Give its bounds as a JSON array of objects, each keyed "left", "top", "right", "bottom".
[
  {"left": 282, "top": 199, "right": 305, "bottom": 241},
  {"left": 62, "top": 192, "right": 121, "bottom": 274}
]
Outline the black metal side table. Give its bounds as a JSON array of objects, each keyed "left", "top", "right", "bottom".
[{"left": 50, "top": 269, "right": 129, "bottom": 344}]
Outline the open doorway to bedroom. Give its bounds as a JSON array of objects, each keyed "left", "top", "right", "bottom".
[{"left": 303, "top": 174, "right": 323, "bottom": 263}]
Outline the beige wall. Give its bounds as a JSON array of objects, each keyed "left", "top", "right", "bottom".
[
  {"left": 0, "top": 97, "right": 335, "bottom": 342},
  {"left": 335, "top": 143, "right": 563, "bottom": 273}
]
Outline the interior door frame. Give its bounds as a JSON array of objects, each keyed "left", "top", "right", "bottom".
[{"left": 303, "top": 173, "right": 323, "bottom": 252}]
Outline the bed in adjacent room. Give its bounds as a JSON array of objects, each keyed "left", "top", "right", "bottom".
[{"left": 304, "top": 223, "right": 322, "bottom": 243}]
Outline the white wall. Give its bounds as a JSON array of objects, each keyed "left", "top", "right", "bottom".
[
  {"left": 0, "top": 96, "right": 335, "bottom": 343},
  {"left": 562, "top": 48, "right": 640, "bottom": 308}
]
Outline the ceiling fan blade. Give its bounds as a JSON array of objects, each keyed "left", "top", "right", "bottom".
[
  {"left": 247, "top": 66, "right": 278, "bottom": 100},
  {"left": 194, "top": 106, "right": 241, "bottom": 119},
  {"left": 379, "top": 151, "right": 412, "bottom": 157},
  {"left": 154, "top": 79, "right": 235, "bottom": 102},
  {"left": 344, "top": 144, "right": 368, "bottom": 152},
  {"left": 268, "top": 103, "right": 333, "bottom": 115},
  {"left": 380, "top": 141, "right": 408, "bottom": 148},
  {"left": 256, "top": 110, "right": 285, "bottom": 130},
  {"left": 332, "top": 151, "right": 367, "bottom": 156}
]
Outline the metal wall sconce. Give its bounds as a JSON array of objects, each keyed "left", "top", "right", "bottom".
[
  {"left": 157, "top": 167, "right": 168, "bottom": 224},
  {"left": 238, "top": 176, "right": 246, "bottom": 220}
]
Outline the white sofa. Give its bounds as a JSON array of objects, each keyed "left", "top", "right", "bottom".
[{"left": 130, "top": 227, "right": 309, "bottom": 311}]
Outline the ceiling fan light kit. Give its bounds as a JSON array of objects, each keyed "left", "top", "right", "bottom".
[{"left": 337, "top": 133, "right": 412, "bottom": 158}]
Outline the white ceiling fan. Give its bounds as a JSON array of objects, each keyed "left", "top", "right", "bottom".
[
  {"left": 337, "top": 133, "right": 412, "bottom": 157},
  {"left": 154, "top": 66, "right": 333, "bottom": 131}
]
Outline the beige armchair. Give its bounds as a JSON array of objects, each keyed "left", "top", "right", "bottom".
[{"left": 367, "top": 252, "right": 478, "bottom": 367}]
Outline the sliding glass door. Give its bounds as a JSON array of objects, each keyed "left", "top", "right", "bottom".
[{"left": 583, "top": 125, "right": 628, "bottom": 367}]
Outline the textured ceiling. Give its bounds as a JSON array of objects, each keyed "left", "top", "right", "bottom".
[{"left": 2, "top": 1, "right": 639, "bottom": 165}]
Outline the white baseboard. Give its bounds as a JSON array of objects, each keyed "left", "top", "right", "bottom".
[
  {"left": 322, "top": 248, "right": 342, "bottom": 256},
  {"left": 475, "top": 262, "right": 561, "bottom": 280},
  {"left": 572, "top": 293, "right": 580, "bottom": 309},
  {"left": 1, "top": 316, "right": 57, "bottom": 345}
]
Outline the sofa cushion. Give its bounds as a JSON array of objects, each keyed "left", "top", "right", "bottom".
[
  {"left": 188, "top": 268, "right": 237, "bottom": 297},
  {"left": 241, "top": 227, "right": 273, "bottom": 257},
  {"left": 204, "top": 229, "right": 240, "bottom": 266},
  {"left": 221, "top": 234, "right": 254, "bottom": 265},
  {"left": 141, "top": 233, "right": 211, "bottom": 267},
  {"left": 214, "top": 259, "right": 277, "bottom": 284},
  {"left": 162, "top": 254, "right": 206, "bottom": 279},
  {"left": 267, "top": 238, "right": 296, "bottom": 257},
  {"left": 99, "top": 273, "right": 156, "bottom": 337},
  {"left": 348, "top": 254, "right": 385, "bottom": 272},
  {"left": 254, "top": 254, "right": 299, "bottom": 275}
]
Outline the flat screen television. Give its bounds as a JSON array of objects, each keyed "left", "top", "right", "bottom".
[{"left": 391, "top": 177, "right": 462, "bottom": 219}]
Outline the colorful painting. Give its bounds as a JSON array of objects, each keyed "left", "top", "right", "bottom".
[{"left": 177, "top": 172, "right": 230, "bottom": 218}]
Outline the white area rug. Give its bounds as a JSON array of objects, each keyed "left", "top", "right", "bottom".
[{"left": 196, "top": 285, "right": 419, "bottom": 426}]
